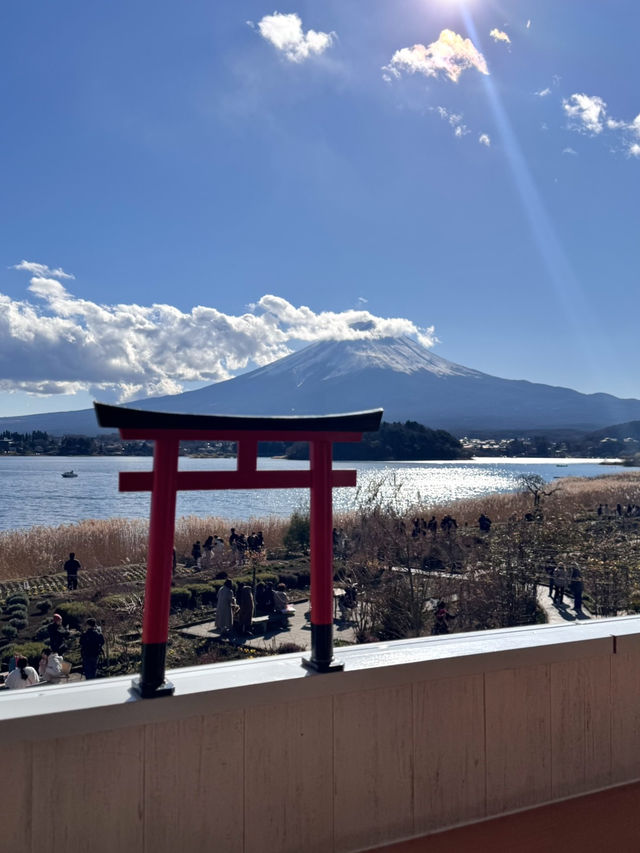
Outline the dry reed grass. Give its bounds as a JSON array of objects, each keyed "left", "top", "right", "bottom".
[{"left": 1, "top": 471, "right": 639, "bottom": 584}]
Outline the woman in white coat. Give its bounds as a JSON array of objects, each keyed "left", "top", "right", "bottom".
[{"left": 5, "top": 656, "right": 39, "bottom": 689}]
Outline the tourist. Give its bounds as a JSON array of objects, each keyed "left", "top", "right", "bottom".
[
  {"left": 238, "top": 584, "right": 255, "bottom": 635},
  {"left": 432, "top": 601, "right": 455, "bottom": 635},
  {"left": 255, "top": 582, "right": 267, "bottom": 612},
  {"left": 553, "top": 566, "right": 568, "bottom": 605},
  {"left": 478, "top": 514, "right": 492, "bottom": 533},
  {"left": 80, "top": 617, "right": 105, "bottom": 679},
  {"left": 64, "top": 552, "right": 81, "bottom": 590},
  {"left": 256, "top": 531, "right": 264, "bottom": 552},
  {"left": 570, "top": 568, "right": 584, "bottom": 615},
  {"left": 47, "top": 613, "right": 67, "bottom": 653},
  {"left": 202, "top": 536, "right": 214, "bottom": 570},
  {"left": 5, "top": 656, "right": 39, "bottom": 689},
  {"left": 38, "top": 647, "right": 63, "bottom": 684},
  {"left": 215, "top": 579, "right": 235, "bottom": 634},
  {"left": 273, "top": 583, "right": 290, "bottom": 629},
  {"left": 547, "top": 563, "right": 555, "bottom": 599},
  {"left": 427, "top": 516, "right": 437, "bottom": 538},
  {"left": 236, "top": 533, "right": 247, "bottom": 566},
  {"left": 191, "top": 541, "right": 202, "bottom": 570}
]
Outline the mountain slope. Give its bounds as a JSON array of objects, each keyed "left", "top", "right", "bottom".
[{"left": 2, "top": 336, "right": 640, "bottom": 435}]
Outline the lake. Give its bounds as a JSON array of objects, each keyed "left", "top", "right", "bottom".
[{"left": 0, "top": 456, "right": 623, "bottom": 532}]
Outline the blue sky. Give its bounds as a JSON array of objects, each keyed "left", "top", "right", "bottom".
[{"left": 1, "top": 0, "right": 639, "bottom": 417}]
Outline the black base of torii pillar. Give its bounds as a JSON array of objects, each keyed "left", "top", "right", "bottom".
[{"left": 94, "top": 403, "right": 383, "bottom": 697}]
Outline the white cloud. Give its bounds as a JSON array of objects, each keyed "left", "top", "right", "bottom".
[
  {"left": 384, "top": 29, "right": 488, "bottom": 84},
  {"left": 562, "top": 147, "right": 577, "bottom": 155},
  {"left": 252, "top": 12, "right": 334, "bottom": 63},
  {"left": 478, "top": 133, "right": 491, "bottom": 147},
  {"left": 563, "top": 93, "right": 607, "bottom": 134},
  {"left": 526, "top": 20, "right": 531, "bottom": 29},
  {"left": 629, "top": 143, "right": 640, "bottom": 158},
  {"left": 2, "top": 265, "right": 436, "bottom": 400},
  {"left": 436, "top": 106, "right": 469, "bottom": 137},
  {"left": 489, "top": 29, "right": 511, "bottom": 45},
  {"left": 535, "top": 87, "right": 551, "bottom": 97},
  {"left": 10, "top": 260, "right": 74, "bottom": 280}
]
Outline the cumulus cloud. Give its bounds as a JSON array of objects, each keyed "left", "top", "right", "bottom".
[
  {"left": 252, "top": 12, "right": 334, "bottom": 62},
  {"left": 489, "top": 29, "right": 510, "bottom": 45},
  {"left": 563, "top": 93, "right": 607, "bottom": 134},
  {"left": 478, "top": 133, "right": 491, "bottom": 146},
  {"left": 384, "top": 29, "right": 488, "bottom": 84},
  {"left": 629, "top": 143, "right": 640, "bottom": 158},
  {"left": 10, "top": 260, "right": 74, "bottom": 280},
  {"left": 1, "top": 264, "right": 436, "bottom": 400}
]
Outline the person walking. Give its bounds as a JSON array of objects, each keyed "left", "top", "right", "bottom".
[
  {"left": 64, "top": 552, "right": 81, "bottom": 590},
  {"left": 570, "top": 568, "right": 584, "bottom": 615},
  {"left": 554, "top": 565, "right": 568, "bottom": 605},
  {"left": 80, "top": 617, "right": 105, "bottom": 680}
]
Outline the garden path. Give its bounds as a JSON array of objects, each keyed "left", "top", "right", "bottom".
[{"left": 536, "top": 584, "right": 593, "bottom": 625}]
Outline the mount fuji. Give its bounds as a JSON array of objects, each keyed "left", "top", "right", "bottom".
[{"left": 2, "top": 336, "right": 640, "bottom": 436}]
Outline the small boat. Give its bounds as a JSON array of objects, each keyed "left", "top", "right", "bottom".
[
  {"left": 61, "top": 470, "right": 78, "bottom": 478},
  {"left": 555, "top": 463, "right": 569, "bottom": 467}
]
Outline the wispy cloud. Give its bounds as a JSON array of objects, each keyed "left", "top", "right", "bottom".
[
  {"left": 478, "top": 133, "right": 491, "bottom": 147},
  {"left": 384, "top": 30, "right": 488, "bottom": 84},
  {"left": 10, "top": 260, "right": 75, "bottom": 280},
  {"left": 562, "top": 147, "right": 577, "bottom": 155},
  {"left": 526, "top": 19, "right": 531, "bottom": 29},
  {"left": 2, "top": 265, "right": 436, "bottom": 399},
  {"left": 563, "top": 93, "right": 607, "bottom": 134},
  {"left": 436, "top": 106, "right": 469, "bottom": 137},
  {"left": 535, "top": 87, "right": 551, "bottom": 97},
  {"left": 250, "top": 12, "right": 335, "bottom": 63},
  {"left": 489, "top": 29, "right": 511, "bottom": 46}
]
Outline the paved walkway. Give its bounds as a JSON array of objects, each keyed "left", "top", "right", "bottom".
[
  {"left": 179, "top": 599, "right": 357, "bottom": 652},
  {"left": 536, "top": 584, "right": 593, "bottom": 625}
]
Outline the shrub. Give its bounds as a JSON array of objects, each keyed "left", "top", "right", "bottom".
[
  {"left": 283, "top": 512, "right": 310, "bottom": 553},
  {"left": 4, "top": 641, "right": 45, "bottom": 668},
  {"left": 2, "top": 625, "right": 18, "bottom": 640},
  {"left": 200, "top": 584, "right": 219, "bottom": 606},
  {"left": 9, "top": 617, "right": 28, "bottom": 630},
  {"left": 100, "top": 594, "right": 130, "bottom": 610},
  {"left": 170, "top": 587, "right": 192, "bottom": 610},
  {"left": 56, "top": 601, "right": 98, "bottom": 628},
  {"left": 7, "top": 604, "right": 28, "bottom": 618},
  {"left": 34, "top": 625, "right": 50, "bottom": 641},
  {"left": 6, "top": 593, "right": 29, "bottom": 607},
  {"left": 36, "top": 600, "right": 52, "bottom": 614}
]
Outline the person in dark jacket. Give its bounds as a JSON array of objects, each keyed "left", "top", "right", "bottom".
[
  {"left": 570, "top": 568, "right": 584, "bottom": 615},
  {"left": 47, "top": 613, "right": 67, "bottom": 653},
  {"left": 80, "top": 618, "right": 105, "bottom": 680},
  {"left": 64, "top": 552, "right": 81, "bottom": 590}
]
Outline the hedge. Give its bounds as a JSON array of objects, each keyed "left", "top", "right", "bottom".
[{"left": 55, "top": 601, "right": 99, "bottom": 628}]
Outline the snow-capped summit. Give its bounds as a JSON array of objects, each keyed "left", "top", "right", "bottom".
[{"left": 2, "top": 335, "right": 640, "bottom": 435}]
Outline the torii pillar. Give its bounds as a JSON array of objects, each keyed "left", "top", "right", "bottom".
[{"left": 94, "top": 403, "right": 383, "bottom": 698}]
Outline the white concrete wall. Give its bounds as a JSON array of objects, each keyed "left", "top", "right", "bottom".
[{"left": 3, "top": 617, "right": 640, "bottom": 853}]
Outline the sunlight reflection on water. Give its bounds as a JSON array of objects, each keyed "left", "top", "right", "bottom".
[{"left": 0, "top": 456, "right": 622, "bottom": 531}]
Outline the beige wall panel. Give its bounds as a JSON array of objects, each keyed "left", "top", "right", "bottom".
[
  {"left": 550, "top": 655, "right": 611, "bottom": 799},
  {"left": 31, "top": 725, "right": 144, "bottom": 853},
  {"left": 244, "top": 695, "right": 333, "bottom": 853},
  {"left": 611, "top": 641, "right": 640, "bottom": 784},
  {"left": 334, "top": 685, "right": 413, "bottom": 853},
  {"left": 485, "top": 665, "right": 551, "bottom": 814},
  {"left": 144, "top": 711, "right": 244, "bottom": 853},
  {"left": 413, "top": 674, "right": 485, "bottom": 834},
  {"left": 2, "top": 741, "right": 32, "bottom": 853}
]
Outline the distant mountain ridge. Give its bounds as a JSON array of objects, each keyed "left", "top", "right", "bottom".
[{"left": 2, "top": 336, "right": 640, "bottom": 436}]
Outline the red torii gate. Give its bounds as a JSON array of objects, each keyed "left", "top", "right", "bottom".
[{"left": 94, "top": 403, "right": 383, "bottom": 698}]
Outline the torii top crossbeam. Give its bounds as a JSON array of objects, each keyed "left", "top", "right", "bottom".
[{"left": 94, "top": 402, "right": 383, "bottom": 697}]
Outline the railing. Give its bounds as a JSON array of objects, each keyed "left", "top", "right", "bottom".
[{"left": 2, "top": 615, "right": 640, "bottom": 853}]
